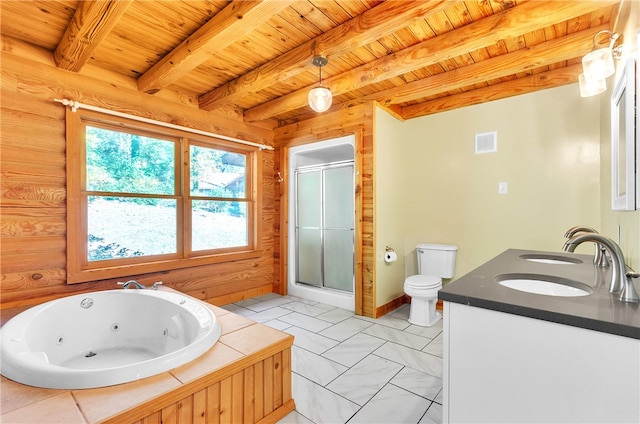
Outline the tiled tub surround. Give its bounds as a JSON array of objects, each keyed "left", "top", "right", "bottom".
[
  {"left": 222, "top": 294, "right": 444, "bottom": 424},
  {"left": 0, "top": 293, "right": 295, "bottom": 423}
]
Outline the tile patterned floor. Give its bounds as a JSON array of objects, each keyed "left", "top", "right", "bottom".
[{"left": 221, "top": 293, "right": 443, "bottom": 424}]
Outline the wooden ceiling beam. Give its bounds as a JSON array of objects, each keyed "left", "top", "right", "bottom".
[
  {"left": 369, "top": 24, "right": 608, "bottom": 106},
  {"left": 401, "top": 64, "right": 583, "bottom": 119},
  {"left": 198, "top": 0, "right": 453, "bottom": 110},
  {"left": 242, "top": 0, "right": 618, "bottom": 122},
  {"left": 137, "top": 0, "right": 293, "bottom": 94},
  {"left": 54, "top": 0, "right": 132, "bottom": 72}
]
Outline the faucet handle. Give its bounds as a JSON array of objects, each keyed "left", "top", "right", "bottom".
[
  {"left": 625, "top": 264, "right": 639, "bottom": 279},
  {"left": 621, "top": 272, "right": 640, "bottom": 303},
  {"left": 151, "top": 281, "right": 163, "bottom": 290}
]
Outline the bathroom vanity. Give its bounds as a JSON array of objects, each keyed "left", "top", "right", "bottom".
[{"left": 439, "top": 249, "right": 640, "bottom": 423}]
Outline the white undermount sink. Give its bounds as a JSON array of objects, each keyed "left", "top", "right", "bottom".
[
  {"left": 519, "top": 254, "right": 583, "bottom": 265},
  {"left": 496, "top": 274, "right": 592, "bottom": 297}
]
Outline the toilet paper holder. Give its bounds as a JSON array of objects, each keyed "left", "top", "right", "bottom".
[{"left": 384, "top": 246, "right": 398, "bottom": 263}]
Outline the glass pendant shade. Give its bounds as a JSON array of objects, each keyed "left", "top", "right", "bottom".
[
  {"left": 578, "top": 73, "right": 606, "bottom": 97},
  {"left": 308, "top": 86, "right": 332, "bottom": 112},
  {"left": 581, "top": 47, "right": 615, "bottom": 81}
]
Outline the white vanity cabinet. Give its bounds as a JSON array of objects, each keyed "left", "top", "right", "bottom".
[{"left": 442, "top": 301, "right": 640, "bottom": 423}]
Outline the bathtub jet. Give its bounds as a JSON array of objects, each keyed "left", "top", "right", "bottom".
[{"left": 0, "top": 288, "right": 221, "bottom": 389}]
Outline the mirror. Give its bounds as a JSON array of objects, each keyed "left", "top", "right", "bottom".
[
  {"left": 610, "top": 57, "right": 636, "bottom": 211},
  {"left": 637, "top": 30, "right": 640, "bottom": 209}
]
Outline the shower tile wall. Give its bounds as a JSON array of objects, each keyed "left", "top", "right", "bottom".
[{"left": 222, "top": 294, "right": 443, "bottom": 424}]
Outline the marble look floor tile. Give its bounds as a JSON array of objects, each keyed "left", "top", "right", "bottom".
[
  {"left": 292, "top": 346, "right": 348, "bottom": 386},
  {"left": 278, "top": 410, "right": 314, "bottom": 424},
  {"left": 283, "top": 295, "right": 318, "bottom": 305},
  {"left": 356, "top": 313, "right": 411, "bottom": 330},
  {"left": 318, "top": 317, "right": 373, "bottom": 341},
  {"left": 326, "top": 355, "right": 403, "bottom": 406},
  {"left": 233, "top": 298, "right": 261, "bottom": 307},
  {"left": 347, "top": 383, "right": 431, "bottom": 424},
  {"left": 242, "top": 296, "right": 294, "bottom": 312},
  {"left": 292, "top": 373, "right": 359, "bottom": 424},
  {"left": 308, "top": 300, "right": 337, "bottom": 311},
  {"left": 285, "top": 326, "right": 340, "bottom": 354},
  {"left": 284, "top": 295, "right": 337, "bottom": 311},
  {"left": 246, "top": 306, "right": 292, "bottom": 323},
  {"left": 220, "top": 303, "right": 256, "bottom": 317},
  {"left": 390, "top": 367, "right": 442, "bottom": 401},
  {"left": 280, "top": 301, "right": 331, "bottom": 317},
  {"left": 374, "top": 342, "right": 443, "bottom": 379},
  {"left": 262, "top": 319, "right": 292, "bottom": 331},
  {"left": 422, "top": 333, "right": 443, "bottom": 357},
  {"left": 322, "top": 333, "right": 386, "bottom": 367},
  {"left": 435, "top": 389, "right": 443, "bottom": 405},
  {"left": 279, "top": 312, "right": 334, "bottom": 332},
  {"left": 316, "top": 307, "right": 354, "bottom": 324},
  {"left": 363, "top": 323, "right": 431, "bottom": 349},
  {"left": 254, "top": 293, "right": 287, "bottom": 301},
  {"left": 419, "top": 401, "right": 443, "bottom": 423},
  {"left": 404, "top": 320, "right": 443, "bottom": 339},
  {"left": 389, "top": 304, "right": 410, "bottom": 320},
  {"left": 224, "top": 294, "right": 448, "bottom": 424}
]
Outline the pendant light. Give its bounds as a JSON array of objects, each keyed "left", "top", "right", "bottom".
[{"left": 308, "top": 56, "right": 332, "bottom": 113}]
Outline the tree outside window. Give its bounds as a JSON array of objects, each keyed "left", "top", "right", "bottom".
[{"left": 66, "top": 109, "right": 259, "bottom": 283}]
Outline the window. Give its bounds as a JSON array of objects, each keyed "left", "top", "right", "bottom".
[{"left": 66, "top": 109, "right": 260, "bottom": 283}]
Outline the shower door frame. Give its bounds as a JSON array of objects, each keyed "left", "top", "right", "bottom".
[
  {"left": 280, "top": 133, "right": 363, "bottom": 315},
  {"left": 294, "top": 160, "right": 355, "bottom": 293}
]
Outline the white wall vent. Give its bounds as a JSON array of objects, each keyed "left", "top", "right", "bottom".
[{"left": 475, "top": 131, "right": 497, "bottom": 154}]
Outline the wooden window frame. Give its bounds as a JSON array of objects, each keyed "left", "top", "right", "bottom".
[{"left": 66, "top": 109, "right": 261, "bottom": 284}]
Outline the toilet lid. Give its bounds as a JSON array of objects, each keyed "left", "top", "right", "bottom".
[{"left": 405, "top": 275, "right": 441, "bottom": 288}]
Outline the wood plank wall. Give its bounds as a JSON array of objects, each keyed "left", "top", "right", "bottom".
[
  {"left": 0, "top": 36, "right": 276, "bottom": 309},
  {"left": 125, "top": 349, "right": 293, "bottom": 424},
  {"left": 273, "top": 103, "right": 376, "bottom": 317}
]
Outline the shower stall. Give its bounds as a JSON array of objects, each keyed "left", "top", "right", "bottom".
[{"left": 288, "top": 136, "right": 355, "bottom": 311}]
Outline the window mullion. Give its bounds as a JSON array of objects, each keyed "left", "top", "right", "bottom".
[{"left": 180, "top": 137, "right": 189, "bottom": 258}]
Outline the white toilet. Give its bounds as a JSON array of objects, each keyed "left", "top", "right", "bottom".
[{"left": 404, "top": 243, "right": 457, "bottom": 326}]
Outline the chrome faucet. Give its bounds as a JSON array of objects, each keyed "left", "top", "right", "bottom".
[
  {"left": 118, "top": 280, "right": 147, "bottom": 289},
  {"left": 563, "top": 226, "right": 598, "bottom": 238},
  {"left": 117, "top": 280, "right": 163, "bottom": 290},
  {"left": 563, "top": 226, "right": 608, "bottom": 267},
  {"left": 564, "top": 234, "right": 639, "bottom": 303},
  {"left": 564, "top": 225, "right": 598, "bottom": 238}
]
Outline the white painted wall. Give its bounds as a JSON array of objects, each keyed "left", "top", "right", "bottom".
[{"left": 375, "top": 84, "right": 603, "bottom": 307}]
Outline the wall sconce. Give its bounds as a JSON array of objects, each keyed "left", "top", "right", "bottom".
[
  {"left": 579, "top": 30, "right": 623, "bottom": 97},
  {"left": 578, "top": 73, "right": 607, "bottom": 97},
  {"left": 308, "top": 56, "right": 332, "bottom": 113}
]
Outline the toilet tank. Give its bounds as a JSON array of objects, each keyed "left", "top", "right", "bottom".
[{"left": 417, "top": 243, "right": 458, "bottom": 278}]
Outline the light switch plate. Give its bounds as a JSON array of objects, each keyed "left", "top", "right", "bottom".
[{"left": 498, "top": 182, "right": 508, "bottom": 194}]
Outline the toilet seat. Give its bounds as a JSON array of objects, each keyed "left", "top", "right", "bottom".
[{"left": 405, "top": 275, "right": 441, "bottom": 289}]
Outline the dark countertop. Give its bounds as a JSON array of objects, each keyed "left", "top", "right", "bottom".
[{"left": 438, "top": 249, "right": 640, "bottom": 339}]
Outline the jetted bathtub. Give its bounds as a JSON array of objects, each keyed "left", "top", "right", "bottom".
[{"left": 0, "top": 288, "right": 221, "bottom": 389}]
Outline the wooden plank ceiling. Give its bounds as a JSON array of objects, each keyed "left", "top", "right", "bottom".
[{"left": 0, "top": 0, "right": 620, "bottom": 127}]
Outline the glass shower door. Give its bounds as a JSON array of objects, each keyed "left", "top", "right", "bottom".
[
  {"left": 295, "top": 163, "right": 354, "bottom": 292},
  {"left": 323, "top": 165, "right": 354, "bottom": 291},
  {"left": 296, "top": 170, "right": 322, "bottom": 287}
]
